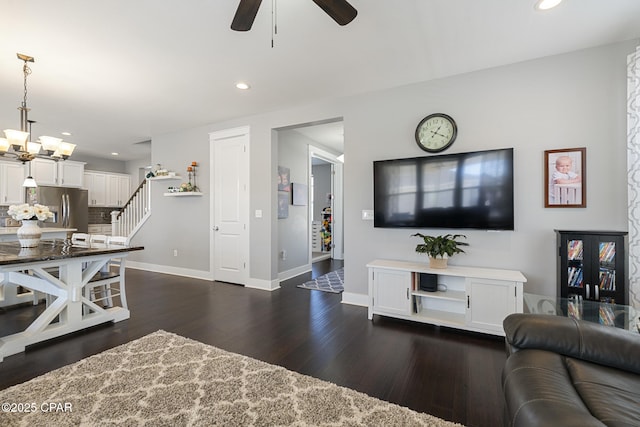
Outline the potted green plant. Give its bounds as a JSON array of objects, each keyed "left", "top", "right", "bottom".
[{"left": 411, "top": 233, "right": 469, "bottom": 268}]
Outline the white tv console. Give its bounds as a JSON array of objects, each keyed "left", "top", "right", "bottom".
[{"left": 367, "top": 259, "right": 527, "bottom": 336}]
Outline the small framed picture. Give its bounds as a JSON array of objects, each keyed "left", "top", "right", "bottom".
[
  {"left": 291, "top": 183, "right": 308, "bottom": 206},
  {"left": 544, "top": 147, "right": 586, "bottom": 208},
  {"left": 278, "top": 192, "right": 289, "bottom": 219},
  {"left": 277, "top": 166, "right": 290, "bottom": 192}
]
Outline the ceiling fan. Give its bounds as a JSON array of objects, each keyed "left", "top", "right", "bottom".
[{"left": 231, "top": 0, "right": 357, "bottom": 31}]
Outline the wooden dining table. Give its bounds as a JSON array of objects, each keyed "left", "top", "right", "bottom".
[{"left": 0, "top": 239, "right": 143, "bottom": 362}]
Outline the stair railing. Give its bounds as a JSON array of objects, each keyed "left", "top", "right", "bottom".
[{"left": 111, "top": 179, "right": 151, "bottom": 241}]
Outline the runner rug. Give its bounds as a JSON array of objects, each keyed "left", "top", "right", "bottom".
[
  {"left": 0, "top": 330, "right": 463, "bottom": 426},
  {"left": 297, "top": 267, "right": 344, "bottom": 293}
]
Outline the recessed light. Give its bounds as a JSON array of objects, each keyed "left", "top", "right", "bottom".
[
  {"left": 534, "top": 0, "right": 562, "bottom": 10},
  {"left": 235, "top": 82, "right": 251, "bottom": 90},
  {"left": 61, "top": 131, "right": 71, "bottom": 136},
  {"left": 111, "top": 152, "right": 119, "bottom": 156}
]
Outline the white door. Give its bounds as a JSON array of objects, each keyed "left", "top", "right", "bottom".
[{"left": 210, "top": 127, "right": 250, "bottom": 285}]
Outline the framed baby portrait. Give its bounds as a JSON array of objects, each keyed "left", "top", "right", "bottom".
[{"left": 544, "top": 147, "right": 586, "bottom": 208}]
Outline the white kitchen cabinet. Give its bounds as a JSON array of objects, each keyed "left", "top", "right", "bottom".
[
  {"left": 84, "top": 171, "right": 131, "bottom": 207},
  {"left": 84, "top": 172, "right": 107, "bottom": 206},
  {"left": 367, "top": 259, "right": 526, "bottom": 336},
  {"left": 58, "top": 161, "right": 85, "bottom": 187},
  {"left": 0, "top": 162, "right": 26, "bottom": 205},
  {"left": 31, "top": 159, "right": 85, "bottom": 187},
  {"left": 31, "top": 159, "right": 57, "bottom": 186},
  {"left": 106, "top": 174, "right": 131, "bottom": 207}
]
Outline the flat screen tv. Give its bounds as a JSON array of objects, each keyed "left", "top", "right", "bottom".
[{"left": 373, "top": 148, "right": 514, "bottom": 230}]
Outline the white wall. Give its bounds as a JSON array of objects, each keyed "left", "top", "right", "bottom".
[{"left": 132, "top": 40, "right": 636, "bottom": 298}]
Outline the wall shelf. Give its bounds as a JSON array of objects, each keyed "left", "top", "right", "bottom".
[
  {"left": 163, "top": 192, "right": 203, "bottom": 197},
  {"left": 148, "top": 175, "right": 181, "bottom": 181}
]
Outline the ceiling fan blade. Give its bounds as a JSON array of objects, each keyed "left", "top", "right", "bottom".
[
  {"left": 231, "top": 0, "right": 263, "bottom": 31},
  {"left": 311, "top": 0, "right": 357, "bottom": 26}
]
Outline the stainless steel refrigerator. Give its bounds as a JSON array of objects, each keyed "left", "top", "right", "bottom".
[{"left": 26, "top": 186, "right": 88, "bottom": 233}]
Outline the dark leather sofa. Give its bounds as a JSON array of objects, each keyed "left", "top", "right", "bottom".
[{"left": 502, "top": 313, "right": 640, "bottom": 427}]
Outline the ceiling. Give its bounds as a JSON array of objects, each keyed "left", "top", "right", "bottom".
[{"left": 1, "top": 0, "right": 640, "bottom": 161}]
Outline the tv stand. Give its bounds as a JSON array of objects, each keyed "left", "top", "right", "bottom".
[{"left": 367, "top": 259, "right": 527, "bottom": 336}]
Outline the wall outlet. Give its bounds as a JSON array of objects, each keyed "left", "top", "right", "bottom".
[{"left": 173, "top": 249, "right": 178, "bottom": 257}]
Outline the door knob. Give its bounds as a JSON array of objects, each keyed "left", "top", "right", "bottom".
[{"left": 213, "top": 226, "right": 219, "bottom": 231}]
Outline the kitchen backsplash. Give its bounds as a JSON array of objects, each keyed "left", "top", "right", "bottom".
[
  {"left": 1, "top": 206, "right": 116, "bottom": 225},
  {"left": 88, "top": 207, "right": 116, "bottom": 224}
]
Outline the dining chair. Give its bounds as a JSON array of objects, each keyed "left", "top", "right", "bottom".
[{"left": 84, "top": 235, "right": 128, "bottom": 310}]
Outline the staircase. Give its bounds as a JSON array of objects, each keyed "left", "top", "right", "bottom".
[{"left": 111, "top": 179, "right": 151, "bottom": 242}]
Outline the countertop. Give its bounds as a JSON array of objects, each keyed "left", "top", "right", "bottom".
[
  {"left": 0, "top": 239, "right": 144, "bottom": 266},
  {"left": 0, "top": 227, "right": 76, "bottom": 235}
]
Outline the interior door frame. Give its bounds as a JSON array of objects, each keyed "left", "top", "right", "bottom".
[
  {"left": 309, "top": 145, "right": 344, "bottom": 261},
  {"left": 209, "top": 126, "right": 250, "bottom": 285}
]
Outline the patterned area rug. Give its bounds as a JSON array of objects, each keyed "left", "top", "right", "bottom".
[
  {"left": 0, "top": 330, "right": 463, "bottom": 426},
  {"left": 297, "top": 268, "right": 344, "bottom": 293}
]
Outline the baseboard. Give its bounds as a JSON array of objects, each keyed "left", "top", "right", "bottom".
[
  {"left": 246, "top": 278, "right": 280, "bottom": 291},
  {"left": 278, "top": 264, "right": 312, "bottom": 282},
  {"left": 126, "top": 261, "right": 281, "bottom": 291},
  {"left": 126, "top": 261, "right": 214, "bottom": 281},
  {"left": 341, "top": 292, "right": 368, "bottom": 307}
]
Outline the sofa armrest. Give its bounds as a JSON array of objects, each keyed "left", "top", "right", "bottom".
[{"left": 503, "top": 313, "right": 640, "bottom": 375}]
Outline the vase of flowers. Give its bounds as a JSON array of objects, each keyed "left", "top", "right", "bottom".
[{"left": 8, "top": 203, "right": 54, "bottom": 248}]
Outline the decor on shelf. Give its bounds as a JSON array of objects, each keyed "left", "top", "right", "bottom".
[
  {"left": 186, "top": 161, "right": 199, "bottom": 192},
  {"left": 412, "top": 233, "right": 468, "bottom": 268},
  {"left": 0, "top": 53, "right": 76, "bottom": 163},
  {"left": 8, "top": 203, "right": 53, "bottom": 248},
  {"left": 544, "top": 147, "right": 586, "bottom": 208}
]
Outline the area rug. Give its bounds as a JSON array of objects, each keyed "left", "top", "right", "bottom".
[
  {"left": 297, "top": 268, "right": 344, "bottom": 293},
  {"left": 0, "top": 330, "right": 463, "bottom": 426}
]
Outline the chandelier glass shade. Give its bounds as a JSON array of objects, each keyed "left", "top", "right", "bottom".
[{"left": 0, "top": 53, "right": 76, "bottom": 163}]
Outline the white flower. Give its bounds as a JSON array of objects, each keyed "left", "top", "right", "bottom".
[
  {"left": 33, "top": 204, "right": 54, "bottom": 221},
  {"left": 8, "top": 203, "right": 53, "bottom": 221}
]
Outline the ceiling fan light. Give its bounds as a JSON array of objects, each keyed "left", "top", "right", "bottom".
[
  {"left": 3, "top": 129, "right": 29, "bottom": 151},
  {"left": 26, "top": 141, "right": 42, "bottom": 154},
  {"left": 534, "top": 0, "right": 562, "bottom": 10},
  {"left": 39, "top": 135, "right": 62, "bottom": 153}
]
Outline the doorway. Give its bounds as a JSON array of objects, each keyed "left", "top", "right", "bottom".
[{"left": 275, "top": 119, "right": 344, "bottom": 282}]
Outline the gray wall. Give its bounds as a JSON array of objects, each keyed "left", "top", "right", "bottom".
[
  {"left": 131, "top": 39, "right": 636, "bottom": 299},
  {"left": 312, "top": 163, "right": 331, "bottom": 221},
  {"left": 277, "top": 130, "right": 310, "bottom": 273},
  {"left": 73, "top": 154, "right": 128, "bottom": 174}
]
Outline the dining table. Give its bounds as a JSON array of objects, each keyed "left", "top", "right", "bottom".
[{"left": 0, "top": 238, "right": 143, "bottom": 362}]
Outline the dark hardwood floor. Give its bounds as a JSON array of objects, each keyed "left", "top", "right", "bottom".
[{"left": 0, "top": 259, "right": 506, "bottom": 426}]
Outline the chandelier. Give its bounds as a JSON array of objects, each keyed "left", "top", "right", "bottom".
[{"left": 0, "top": 53, "right": 76, "bottom": 163}]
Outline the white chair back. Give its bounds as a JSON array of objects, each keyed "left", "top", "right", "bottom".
[
  {"left": 71, "top": 233, "right": 90, "bottom": 243},
  {"left": 107, "top": 236, "right": 128, "bottom": 246},
  {"left": 90, "top": 234, "right": 108, "bottom": 246}
]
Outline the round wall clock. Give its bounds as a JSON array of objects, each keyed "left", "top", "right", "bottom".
[{"left": 415, "top": 113, "right": 458, "bottom": 153}]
